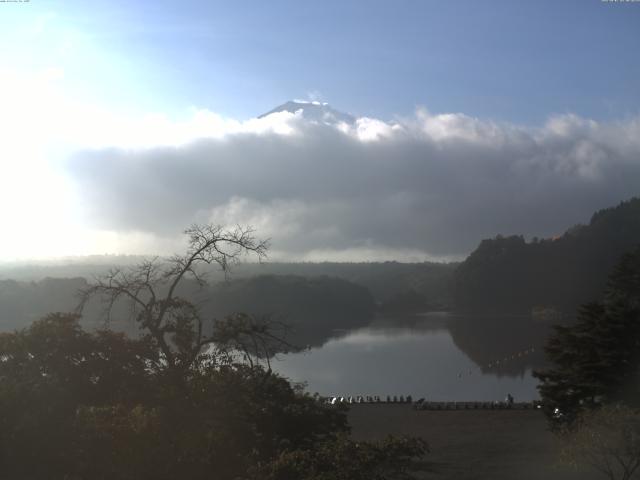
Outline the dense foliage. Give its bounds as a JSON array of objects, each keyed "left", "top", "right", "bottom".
[
  {"left": 0, "top": 225, "right": 427, "bottom": 479},
  {"left": 534, "top": 246, "right": 640, "bottom": 428},
  {"left": 0, "top": 314, "right": 351, "bottom": 479},
  {"left": 454, "top": 197, "right": 640, "bottom": 313},
  {"left": 0, "top": 313, "right": 427, "bottom": 480},
  {"left": 256, "top": 434, "right": 428, "bottom": 480}
]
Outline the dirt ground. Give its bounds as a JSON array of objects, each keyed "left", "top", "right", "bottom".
[{"left": 347, "top": 404, "right": 601, "bottom": 480}]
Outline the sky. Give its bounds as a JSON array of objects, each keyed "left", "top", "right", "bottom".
[{"left": 0, "top": 0, "right": 639, "bottom": 262}]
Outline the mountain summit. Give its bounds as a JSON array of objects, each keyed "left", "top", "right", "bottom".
[{"left": 259, "top": 100, "right": 356, "bottom": 125}]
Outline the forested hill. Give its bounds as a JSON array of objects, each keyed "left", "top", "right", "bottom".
[
  {"left": 454, "top": 197, "right": 640, "bottom": 314},
  {"left": 0, "top": 275, "right": 375, "bottom": 349},
  {"left": 0, "top": 261, "right": 457, "bottom": 312}
]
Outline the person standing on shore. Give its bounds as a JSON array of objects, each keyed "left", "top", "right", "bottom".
[{"left": 506, "top": 393, "right": 514, "bottom": 408}]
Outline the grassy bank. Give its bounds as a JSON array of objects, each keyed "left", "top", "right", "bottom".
[{"left": 348, "top": 404, "right": 600, "bottom": 480}]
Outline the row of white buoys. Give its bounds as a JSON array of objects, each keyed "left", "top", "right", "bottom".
[
  {"left": 325, "top": 395, "right": 414, "bottom": 405},
  {"left": 321, "top": 396, "right": 540, "bottom": 410},
  {"left": 457, "top": 346, "right": 538, "bottom": 378},
  {"left": 413, "top": 400, "right": 536, "bottom": 411}
]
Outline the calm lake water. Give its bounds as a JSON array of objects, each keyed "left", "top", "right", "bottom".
[{"left": 272, "top": 313, "right": 544, "bottom": 402}]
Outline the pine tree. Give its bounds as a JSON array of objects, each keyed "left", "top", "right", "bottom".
[{"left": 534, "top": 246, "right": 640, "bottom": 428}]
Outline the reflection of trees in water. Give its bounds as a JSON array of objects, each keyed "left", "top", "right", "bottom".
[
  {"left": 276, "top": 321, "right": 359, "bottom": 352},
  {"left": 271, "top": 312, "right": 553, "bottom": 380},
  {"left": 447, "top": 315, "right": 552, "bottom": 378},
  {"left": 289, "top": 313, "right": 451, "bottom": 353}
]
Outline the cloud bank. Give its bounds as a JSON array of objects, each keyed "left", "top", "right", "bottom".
[{"left": 68, "top": 107, "right": 640, "bottom": 261}]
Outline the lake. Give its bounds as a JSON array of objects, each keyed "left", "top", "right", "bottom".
[{"left": 272, "top": 313, "right": 546, "bottom": 402}]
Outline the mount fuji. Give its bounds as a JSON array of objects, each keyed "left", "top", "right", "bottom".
[{"left": 259, "top": 100, "right": 356, "bottom": 125}]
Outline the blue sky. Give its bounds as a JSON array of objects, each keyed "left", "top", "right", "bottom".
[
  {"left": 3, "top": 0, "right": 639, "bottom": 123},
  {"left": 0, "top": 1, "right": 639, "bottom": 261}
]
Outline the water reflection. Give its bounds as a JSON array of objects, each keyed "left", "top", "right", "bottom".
[
  {"left": 273, "top": 313, "right": 547, "bottom": 401},
  {"left": 448, "top": 313, "right": 550, "bottom": 377}
]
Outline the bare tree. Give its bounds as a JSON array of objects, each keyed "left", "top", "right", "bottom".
[
  {"left": 77, "top": 224, "right": 274, "bottom": 374},
  {"left": 561, "top": 405, "right": 640, "bottom": 480}
]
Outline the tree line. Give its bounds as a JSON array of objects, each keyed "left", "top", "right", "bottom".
[{"left": 454, "top": 197, "right": 640, "bottom": 314}]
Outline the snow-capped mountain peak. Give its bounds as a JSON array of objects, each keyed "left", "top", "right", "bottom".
[{"left": 259, "top": 100, "right": 356, "bottom": 125}]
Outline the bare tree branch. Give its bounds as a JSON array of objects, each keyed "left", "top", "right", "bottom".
[{"left": 76, "top": 224, "right": 270, "bottom": 374}]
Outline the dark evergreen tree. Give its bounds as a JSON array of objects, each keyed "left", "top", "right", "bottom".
[{"left": 534, "top": 246, "right": 640, "bottom": 428}]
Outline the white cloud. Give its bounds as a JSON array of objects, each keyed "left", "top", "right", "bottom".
[
  {"left": 2, "top": 75, "right": 639, "bottom": 261},
  {"left": 353, "top": 117, "right": 396, "bottom": 142},
  {"left": 65, "top": 106, "right": 640, "bottom": 261}
]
